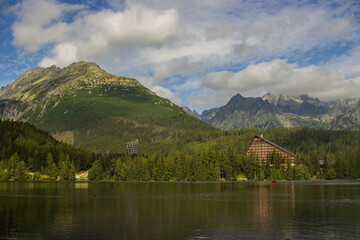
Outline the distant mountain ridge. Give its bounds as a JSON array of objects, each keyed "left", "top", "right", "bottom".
[
  {"left": 332, "top": 101, "right": 360, "bottom": 130},
  {"left": 196, "top": 93, "right": 360, "bottom": 130},
  {"left": 0, "top": 61, "right": 213, "bottom": 153}
]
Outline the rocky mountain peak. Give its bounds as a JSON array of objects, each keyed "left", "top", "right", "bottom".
[
  {"left": 262, "top": 93, "right": 304, "bottom": 105},
  {"left": 0, "top": 65, "right": 60, "bottom": 100},
  {"left": 199, "top": 92, "right": 360, "bottom": 130},
  {"left": 56, "top": 61, "right": 141, "bottom": 88},
  {"left": 226, "top": 94, "right": 274, "bottom": 114},
  {"left": 182, "top": 107, "right": 201, "bottom": 119},
  {"left": 227, "top": 93, "right": 245, "bottom": 103},
  {"left": 62, "top": 61, "right": 103, "bottom": 77},
  {"left": 332, "top": 101, "right": 360, "bottom": 130},
  {"left": 0, "top": 61, "right": 144, "bottom": 102}
]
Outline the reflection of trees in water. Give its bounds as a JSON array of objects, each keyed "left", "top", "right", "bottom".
[
  {"left": 1, "top": 182, "right": 360, "bottom": 239},
  {"left": 124, "top": 194, "right": 140, "bottom": 239}
]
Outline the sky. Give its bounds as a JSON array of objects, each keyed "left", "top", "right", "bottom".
[{"left": 0, "top": 0, "right": 360, "bottom": 113}]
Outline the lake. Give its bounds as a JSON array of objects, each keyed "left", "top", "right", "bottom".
[{"left": 0, "top": 181, "right": 359, "bottom": 239}]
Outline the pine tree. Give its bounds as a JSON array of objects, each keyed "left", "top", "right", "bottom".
[
  {"left": 120, "top": 162, "right": 127, "bottom": 181},
  {"left": 138, "top": 156, "right": 150, "bottom": 181},
  {"left": 46, "top": 152, "right": 54, "bottom": 174},
  {"left": 258, "top": 166, "right": 265, "bottom": 180},
  {"left": 8, "top": 152, "right": 20, "bottom": 178},
  {"left": 88, "top": 160, "right": 103, "bottom": 181},
  {"left": 285, "top": 162, "right": 294, "bottom": 180},
  {"left": 69, "top": 161, "right": 76, "bottom": 181},
  {"left": 114, "top": 159, "right": 123, "bottom": 181},
  {"left": 14, "top": 161, "right": 28, "bottom": 181},
  {"left": 325, "top": 167, "right": 336, "bottom": 180},
  {"left": 59, "top": 161, "right": 69, "bottom": 181},
  {"left": 265, "top": 160, "right": 271, "bottom": 179},
  {"left": 294, "top": 164, "right": 311, "bottom": 180},
  {"left": 49, "top": 162, "right": 58, "bottom": 181}
]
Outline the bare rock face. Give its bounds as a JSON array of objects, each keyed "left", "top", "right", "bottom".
[
  {"left": 182, "top": 107, "right": 201, "bottom": 119},
  {"left": 0, "top": 100, "right": 24, "bottom": 120},
  {"left": 0, "top": 65, "right": 60, "bottom": 101},
  {"left": 200, "top": 93, "right": 360, "bottom": 130},
  {"left": 331, "top": 101, "right": 360, "bottom": 130}
]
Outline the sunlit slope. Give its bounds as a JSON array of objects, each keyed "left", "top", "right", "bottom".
[{"left": 0, "top": 62, "right": 214, "bottom": 153}]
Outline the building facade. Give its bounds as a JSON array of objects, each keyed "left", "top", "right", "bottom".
[
  {"left": 126, "top": 139, "right": 139, "bottom": 155},
  {"left": 246, "top": 135, "right": 296, "bottom": 165}
]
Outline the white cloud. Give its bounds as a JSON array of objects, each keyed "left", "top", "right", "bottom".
[
  {"left": 204, "top": 59, "right": 295, "bottom": 91},
  {"left": 203, "top": 59, "right": 360, "bottom": 101},
  {"left": 154, "top": 57, "right": 189, "bottom": 80},
  {"left": 141, "top": 57, "right": 194, "bottom": 86},
  {"left": 78, "top": 5, "right": 180, "bottom": 49},
  {"left": 11, "top": 0, "right": 83, "bottom": 51},
  {"left": 35, "top": 4, "right": 181, "bottom": 72},
  {"left": 11, "top": 1, "right": 181, "bottom": 63},
  {"left": 206, "top": 25, "right": 236, "bottom": 40},
  {"left": 315, "top": 76, "right": 360, "bottom": 100},
  {"left": 327, "top": 45, "right": 360, "bottom": 78},
  {"left": 151, "top": 85, "right": 181, "bottom": 105},
  {"left": 7, "top": 0, "right": 360, "bottom": 110},
  {"left": 192, "top": 90, "right": 236, "bottom": 108},
  {"left": 40, "top": 43, "right": 77, "bottom": 68}
]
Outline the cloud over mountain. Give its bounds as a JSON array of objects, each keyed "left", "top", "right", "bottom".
[
  {"left": 202, "top": 59, "right": 360, "bottom": 102},
  {"left": 2, "top": 0, "right": 360, "bottom": 109}
]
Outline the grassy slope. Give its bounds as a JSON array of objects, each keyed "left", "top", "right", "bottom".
[{"left": 21, "top": 85, "right": 214, "bottom": 153}]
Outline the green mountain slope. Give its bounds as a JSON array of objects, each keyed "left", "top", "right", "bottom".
[
  {"left": 0, "top": 62, "right": 214, "bottom": 153},
  {"left": 0, "top": 119, "right": 95, "bottom": 171}
]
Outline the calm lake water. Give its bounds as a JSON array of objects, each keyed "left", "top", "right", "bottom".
[{"left": 0, "top": 181, "right": 360, "bottom": 239}]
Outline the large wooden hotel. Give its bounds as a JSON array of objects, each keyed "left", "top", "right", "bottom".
[{"left": 246, "top": 135, "right": 296, "bottom": 165}]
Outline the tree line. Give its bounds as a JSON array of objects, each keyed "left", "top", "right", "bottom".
[{"left": 1, "top": 119, "right": 359, "bottom": 181}]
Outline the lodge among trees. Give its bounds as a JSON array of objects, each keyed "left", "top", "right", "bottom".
[
  {"left": 246, "top": 135, "right": 296, "bottom": 165},
  {"left": 1, "top": 119, "right": 359, "bottom": 181},
  {"left": 126, "top": 139, "right": 139, "bottom": 155}
]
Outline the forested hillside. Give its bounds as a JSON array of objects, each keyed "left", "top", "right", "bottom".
[
  {"left": 1, "top": 119, "right": 359, "bottom": 181},
  {"left": 0, "top": 120, "right": 105, "bottom": 180}
]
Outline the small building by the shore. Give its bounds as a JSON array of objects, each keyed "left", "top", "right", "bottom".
[{"left": 246, "top": 135, "right": 296, "bottom": 165}]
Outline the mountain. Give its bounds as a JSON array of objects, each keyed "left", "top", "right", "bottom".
[
  {"left": 262, "top": 93, "right": 328, "bottom": 116},
  {"left": 0, "top": 62, "right": 214, "bottom": 153},
  {"left": 182, "top": 106, "right": 201, "bottom": 119},
  {"left": 200, "top": 93, "right": 359, "bottom": 130},
  {"left": 331, "top": 101, "right": 360, "bottom": 130},
  {"left": 202, "top": 94, "right": 280, "bottom": 129}
]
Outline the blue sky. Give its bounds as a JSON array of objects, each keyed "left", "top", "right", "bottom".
[{"left": 0, "top": 0, "right": 359, "bottom": 112}]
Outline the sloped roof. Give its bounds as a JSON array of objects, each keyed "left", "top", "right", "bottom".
[{"left": 246, "top": 135, "right": 296, "bottom": 157}]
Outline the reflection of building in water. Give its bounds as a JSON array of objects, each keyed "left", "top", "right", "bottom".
[
  {"left": 250, "top": 184, "right": 296, "bottom": 227},
  {"left": 126, "top": 139, "right": 139, "bottom": 155},
  {"left": 75, "top": 183, "right": 89, "bottom": 189},
  {"left": 246, "top": 135, "right": 296, "bottom": 165},
  {"left": 250, "top": 185, "right": 273, "bottom": 226}
]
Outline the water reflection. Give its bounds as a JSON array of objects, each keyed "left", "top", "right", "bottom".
[
  {"left": 0, "top": 182, "right": 360, "bottom": 239},
  {"left": 249, "top": 183, "right": 298, "bottom": 228},
  {"left": 75, "top": 182, "right": 88, "bottom": 189}
]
